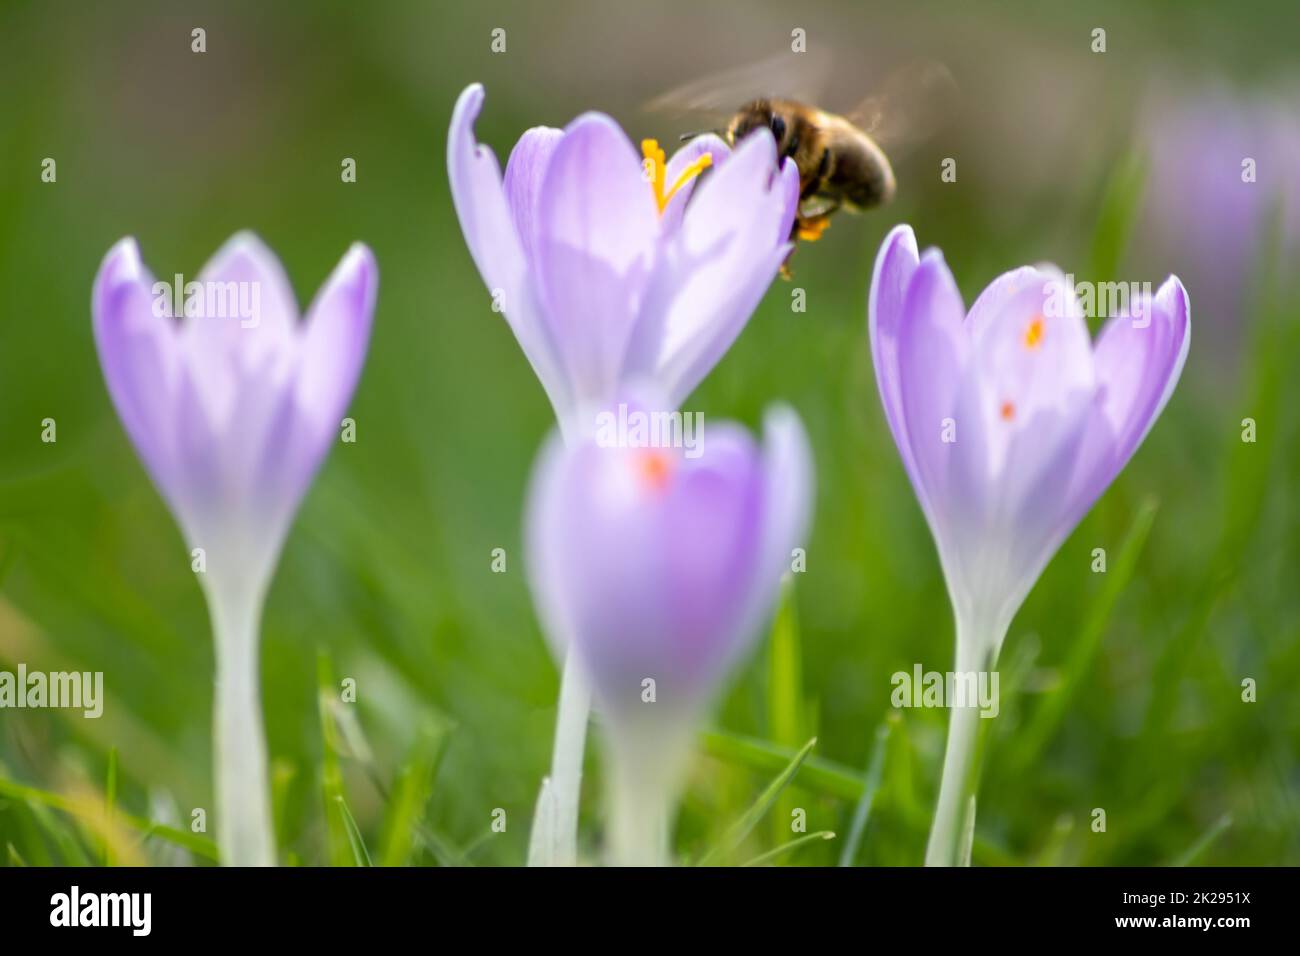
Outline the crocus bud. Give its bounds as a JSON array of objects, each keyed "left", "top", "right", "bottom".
[
  {"left": 525, "top": 404, "right": 813, "bottom": 864},
  {"left": 92, "top": 232, "right": 377, "bottom": 865}
]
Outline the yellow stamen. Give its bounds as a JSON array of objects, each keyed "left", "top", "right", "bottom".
[
  {"left": 1024, "top": 314, "right": 1045, "bottom": 349},
  {"left": 642, "top": 139, "right": 712, "bottom": 214}
]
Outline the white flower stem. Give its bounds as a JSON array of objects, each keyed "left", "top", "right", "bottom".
[
  {"left": 527, "top": 650, "right": 591, "bottom": 866},
  {"left": 924, "top": 621, "right": 1001, "bottom": 867},
  {"left": 209, "top": 585, "right": 274, "bottom": 867},
  {"left": 607, "top": 761, "right": 673, "bottom": 867}
]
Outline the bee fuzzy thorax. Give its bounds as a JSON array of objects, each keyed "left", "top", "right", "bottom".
[{"left": 718, "top": 98, "right": 897, "bottom": 255}]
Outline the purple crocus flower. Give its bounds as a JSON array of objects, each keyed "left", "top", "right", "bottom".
[
  {"left": 1141, "top": 81, "right": 1300, "bottom": 339},
  {"left": 525, "top": 406, "right": 813, "bottom": 865},
  {"left": 868, "top": 224, "right": 1189, "bottom": 865},
  {"left": 448, "top": 83, "right": 799, "bottom": 439},
  {"left": 93, "top": 232, "right": 377, "bottom": 866}
]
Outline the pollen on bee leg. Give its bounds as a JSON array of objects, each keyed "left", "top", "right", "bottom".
[{"left": 797, "top": 216, "right": 831, "bottom": 242}]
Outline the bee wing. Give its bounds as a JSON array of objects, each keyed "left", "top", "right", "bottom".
[
  {"left": 847, "top": 60, "right": 958, "bottom": 160},
  {"left": 643, "top": 50, "right": 834, "bottom": 121}
]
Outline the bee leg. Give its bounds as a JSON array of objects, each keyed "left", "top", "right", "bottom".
[
  {"left": 795, "top": 213, "right": 832, "bottom": 242},
  {"left": 779, "top": 244, "right": 796, "bottom": 280}
]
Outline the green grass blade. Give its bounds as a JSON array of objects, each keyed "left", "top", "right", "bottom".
[
  {"left": 415, "top": 823, "right": 470, "bottom": 867},
  {"left": 379, "top": 727, "right": 446, "bottom": 867},
  {"left": 1170, "top": 813, "right": 1232, "bottom": 867},
  {"left": 1012, "top": 498, "right": 1159, "bottom": 772},
  {"left": 0, "top": 775, "right": 218, "bottom": 861},
  {"left": 1085, "top": 150, "right": 1146, "bottom": 307},
  {"left": 697, "top": 736, "right": 817, "bottom": 865},
  {"left": 103, "top": 747, "right": 118, "bottom": 866},
  {"left": 270, "top": 758, "right": 297, "bottom": 856},
  {"left": 838, "top": 717, "right": 894, "bottom": 866},
  {"left": 22, "top": 796, "right": 93, "bottom": 865},
  {"left": 742, "top": 830, "right": 835, "bottom": 867},
  {"left": 766, "top": 575, "right": 807, "bottom": 845},
  {"left": 138, "top": 822, "right": 221, "bottom": 860},
  {"left": 1033, "top": 815, "right": 1075, "bottom": 866},
  {"left": 317, "top": 651, "right": 355, "bottom": 866},
  {"left": 335, "top": 795, "right": 373, "bottom": 866},
  {"left": 702, "top": 729, "right": 861, "bottom": 801}
]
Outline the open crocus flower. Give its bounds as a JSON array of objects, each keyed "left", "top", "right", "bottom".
[
  {"left": 525, "top": 405, "right": 813, "bottom": 865},
  {"left": 448, "top": 82, "right": 798, "bottom": 440},
  {"left": 868, "top": 224, "right": 1189, "bottom": 866},
  {"left": 93, "top": 233, "right": 377, "bottom": 866}
]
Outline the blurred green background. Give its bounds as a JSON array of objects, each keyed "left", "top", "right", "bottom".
[{"left": 1, "top": 0, "right": 1297, "bottom": 866}]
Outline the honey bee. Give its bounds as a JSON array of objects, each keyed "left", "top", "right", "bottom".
[
  {"left": 647, "top": 53, "right": 954, "bottom": 255},
  {"left": 723, "top": 99, "right": 897, "bottom": 243}
]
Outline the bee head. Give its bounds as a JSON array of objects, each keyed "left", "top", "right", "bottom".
[{"left": 729, "top": 100, "right": 791, "bottom": 155}]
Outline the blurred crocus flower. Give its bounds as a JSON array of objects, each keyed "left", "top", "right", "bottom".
[
  {"left": 93, "top": 233, "right": 377, "bottom": 865},
  {"left": 448, "top": 82, "right": 798, "bottom": 440},
  {"left": 1142, "top": 81, "right": 1300, "bottom": 334},
  {"left": 525, "top": 405, "right": 813, "bottom": 865},
  {"left": 868, "top": 225, "right": 1188, "bottom": 865}
]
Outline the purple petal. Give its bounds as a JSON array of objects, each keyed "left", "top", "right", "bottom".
[
  {"left": 757, "top": 406, "right": 814, "bottom": 583},
  {"left": 1093, "top": 275, "right": 1191, "bottom": 468},
  {"left": 950, "top": 268, "right": 1097, "bottom": 624},
  {"left": 181, "top": 232, "right": 299, "bottom": 430},
  {"left": 448, "top": 84, "right": 570, "bottom": 425},
  {"left": 297, "top": 243, "right": 378, "bottom": 440},
  {"left": 733, "top": 406, "right": 814, "bottom": 646},
  {"left": 1055, "top": 274, "right": 1191, "bottom": 539},
  {"left": 868, "top": 223, "right": 921, "bottom": 487},
  {"left": 625, "top": 131, "right": 794, "bottom": 407},
  {"left": 964, "top": 267, "right": 1095, "bottom": 501},
  {"left": 92, "top": 238, "right": 182, "bottom": 496},
  {"left": 894, "top": 250, "right": 969, "bottom": 521},
  {"left": 524, "top": 431, "right": 578, "bottom": 656},
  {"left": 964, "top": 265, "right": 1049, "bottom": 337},
  {"left": 533, "top": 112, "right": 659, "bottom": 408},
  {"left": 447, "top": 84, "right": 527, "bottom": 303},
  {"left": 659, "top": 134, "right": 731, "bottom": 235},
  {"left": 503, "top": 125, "right": 564, "bottom": 268},
  {"left": 191, "top": 230, "right": 299, "bottom": 342}
]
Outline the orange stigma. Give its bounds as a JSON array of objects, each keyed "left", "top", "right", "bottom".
[
  {"left": 633, "top": 448, "right": 674, "bottom": 491},
  {"left": 1000, "top": 400, "right": 1016, "bottom": 422},
  {"left": 1024, "top": 314, "right": 1045, "bottom": 349},
  {"left": 641, "top": 139, "right": 712, "bottom": 214}
]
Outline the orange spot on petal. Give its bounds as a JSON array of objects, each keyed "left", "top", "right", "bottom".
[
  {"left": 634, "top": 449, "right": 674, "bottom": 491},
  {"left": 1000, "top": 400, "right": 1016, "bottom": 422},
  {"left": 1024, "top": 314, "right": 1045, "bottom": 349}
]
